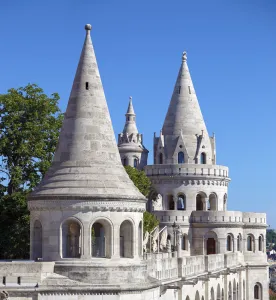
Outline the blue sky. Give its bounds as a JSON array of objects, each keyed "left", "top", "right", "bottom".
[{"left": 1, "top": 1, "right": 276, "bottom": 226}]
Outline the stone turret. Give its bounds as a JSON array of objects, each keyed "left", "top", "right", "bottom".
[
  {"left": 28, "top": 25, "right": 146, "bottom": 284},
  {"left": 155, "top": 52, "right": 215, "bottom": 165},
  {"left": 118, "top": 96, "right": 148, "bottom": 169}
]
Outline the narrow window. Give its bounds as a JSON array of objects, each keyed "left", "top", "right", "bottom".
[
  {"left": 17, "top": 277, "right": 21, "bottom": 285},
  {"left": 188, "top": 86, "right": 191, "bottom": 94},
  {"left": 159, "top": 153, "right": 163, "bottom": 164},
  {"left": 134, "top": 158, "right": 138, "bottom": 168},
  {"left": 178, "top": 152, "right": 184, "bottom": 164},
  {"left": 85, "top": 82, "right": 89, "bottom": 90},
  {"left": 178, "top": 86, "right": 181, "bottom": 94},
  {"left": 254, "top": 284, "right": 260, "bottom": 299},
  {"left": 177, "top": 195, "right": 185, "bottom": 210},
  {"left": 2, "top": 276, "right": 6, "bottom": 285},
  {"left": 122, "top": 158, "right": 127, "bottom": 166},
  {"left": 200, "top": 152, "right": 206, "bottom": 164},
  {"left": 226, "top": 235, "right": 232, "bottom": 251},
  {"left": 258, "top": 236, "right": 262, "bottom": 251},
  {"left": 247, "top": 236, "right": 252, "bottom": 251}
]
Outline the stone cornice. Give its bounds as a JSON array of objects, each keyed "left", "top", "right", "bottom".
[{"left": 150, "top": 178, "right": 229, "bottom": 187}]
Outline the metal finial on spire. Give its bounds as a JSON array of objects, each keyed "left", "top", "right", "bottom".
[
  {"left": 182, "top": 51, "right": 187, "bottom": 62},
  {"left": 85, "top": 24, "right": 92, "bottom": 31},
  {"left": 129, "top": 96, "right": 132, "bottom": 101}
]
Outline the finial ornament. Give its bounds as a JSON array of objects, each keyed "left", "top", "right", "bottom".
[
  {"left": 85, "top": 24, "right": 92, "bottom": 31},
  {"left": 182, "top": 51, "right": 187, "bottom": 62},
  {"left": 129, "top": 96, "right": 132, "bottom": 101}
]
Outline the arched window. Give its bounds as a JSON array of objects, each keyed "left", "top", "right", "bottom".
[
  {"left": 258, "top": 235, "right": 263, "bottom": 252},
  {"left": 182, "top": 234, "right": 188, "bottom": 250},
  {"left": 200, "top": 152, "right": 206, "bottom": 164},
  {"left": 254, "top": 283, "right": 262, "bottom": 299},
  {"left": 217, "top": 284, "right": 221, "bottom": 300},
  {"left": 196, "top": 194, "right": 204, "bottom": 211},
  {"left": 32, "top": 220, "right": 42, "bottom": 260},
  {"left": 168, "top": 195, "right": 174, "bottom": 210},
  {"left": 247, "top": 235, "right": 254, "bottom": 251},
  {"left": 229, "top": 282, "right": 232, "bottom": 300},
  {"left": 243, "top": 280, "right": 245, "bottom": 300},
  {"left": 133, "top": 158, "right": 138, "bottom": 168},
  {"left": 178, "top": 151, "right": 185, "bottom": 164},
  {"left": 62, "top": 219, "right": 81, "bottom": 258},
  {"left": 222, "top": 288, "right": 224, "bottom": 300},
  {"left": 233, "top": 279, "right": 237, "bottom": 300},
  {"left": 159, "top": 153, "right": 163, "bottom": 164},
  {"left": 226, "top": 234, "right": 232, "bottom": 251},
  {"left": 195, "top": 291, "right": 200, "bottom": 300},
  {"left": 122, "top": 158, "right": 127, "bottom": 166},
  {"left": 237, "top": 283, "right": 239, "bottom": 300},
  {"left": 177, "top": 194, "right": 186, "bottom": 210},
  {"left": 210, "top": 287, "right": 215, "bottom": 300},
  {"left": 207, "top": 238, "right": 216, "bottom": 255},
  {"left": 91, "top": 220, "right": 112, "bottom": 258},
  {"left": 120, "top": 220, "right": 134, "bottom": 258}
]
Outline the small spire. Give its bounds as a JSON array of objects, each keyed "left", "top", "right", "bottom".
[
  {"left": 182, "top": 51, "right": 187, "bottom": 62},
  {"left": 126, "top": 96, "right": 135, "bottom": 115}
]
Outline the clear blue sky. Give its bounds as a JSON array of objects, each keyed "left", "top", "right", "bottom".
[{"left": 1, "top": 1, "right": 276, "bottom": 226}]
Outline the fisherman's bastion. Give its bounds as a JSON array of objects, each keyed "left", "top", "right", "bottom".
[{"left": 0, "top": 25, "right": 268, "bottom": 300}]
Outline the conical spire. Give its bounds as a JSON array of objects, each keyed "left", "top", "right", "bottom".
[
  {"left": 123, "top": 96, "right": 138, "bottom": 134},
  {"left": 162, "top": 52, "right": 209, "bottom": 137},
  {"left": 29, "top": 25, "right": 144, "bottom": 201}
]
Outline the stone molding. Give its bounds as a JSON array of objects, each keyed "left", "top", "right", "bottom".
[{"left": 150, "top": 178, "right": 229, "bottom": 187}]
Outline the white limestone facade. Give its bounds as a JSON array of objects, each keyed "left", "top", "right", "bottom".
[
  {"left": 118, "top": 97, "right": 149, "bottom": 170},
  {"left": 0, "top": 25, "right": 268, "bottom": 300}
]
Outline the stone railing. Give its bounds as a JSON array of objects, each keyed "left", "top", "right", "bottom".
[
  {"left": 191, "top": 211, "right": 267, "bottom": 226},
  {"left": 154, "top": 210, "right": 191, "bottom": 225},
  {"left": 145, "top": 164, "right": 229, "bottom": 179},
  {"left": 144, "top": 252, "right": 242, "bottom": 282}
]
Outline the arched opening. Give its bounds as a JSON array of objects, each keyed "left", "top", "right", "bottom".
[
  {"left": 207, "top": 238, "right": 216, "bottom": 255},
  {"left": 233, "top": 279, "right": 237, "bottom": 300},
  {"left": 178, "top": 152, "right": 185, "bottom": 164},
  {"left": 196, "top": 194, "right": 204, "bottom": 211},
  {"left": 223, "top": 194, "right": 227, "bottom": 211},
  {"left": 243, "top": 280, "right": 245, "bottom": 300},
  {"left": 211, "top": 287, "right": 215, "bottom": 300},
  {"left": 200, "top": 152, "right": 206, "bottom": 164},
  {"left": 185, "top": 296, "right": 190, "bottom": 300},
  {"left": 138, "top": 221, "right": 142, "bottom": 256},
  {"left": 177, "top": 194, "right": 186, "bottom": 210},
  {"left": 122, "top": 157, "right": 127, "bottom": 166},
  {"left": 62, "top": 219, "right": 81, "bottom": 258},
  {"left": 226, "top": 234, "right": 233, "bottom": 252},
  {"left": 91, "top": 220, "right": 112, "bottom": 258},
  {"left": 217, "top": 284, "right": 221, "bottom": 300},
  {"left": 247, "top": 235, "right": 254, "bottom": 251},
  {"left": 168, "top": 195, "right": 174, "bottom": 210},
  {"left": 258, "top": 235, "right": 263, "bottom": 252},
  {"left": 254, "top": 283, "right": 262, "bottom": 299},
  {"left": 202, "top": 297, "right": 204, "bottom": 300},
  {"left": 133, "top": 158, "right": 138, "bottom": 168},
  {"left": 195, "top": 291, "right": 200, "bottom": 300},
  {"left": 222, "top": 288, "right": 224, "bottom": 300},
  {"left": 182, "top": 234, "right": 188, "bottom": 250},
  {"left": 159, "top": 153, "right": 163, "bottom": 164},
  {"left": 32, "top": 220, "right": 42, "bottom": 260},
  {"left": 120, "top": 220, "right": 134, "bottom": 258},
  {"left": 209, "top": 193, "right": 217, "bottom": 211},
  {"left": 228, "top": 282, "right": 232, "bottom": 300}
]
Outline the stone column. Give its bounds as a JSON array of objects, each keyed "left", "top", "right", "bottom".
[
  {"left": 81, "top": 221, "right": 91, "bottom": 259},
  {"left": 174, "top": 195, "right": 178, "bottom": 210},
  {"left": 113, "top": 224, "right": 120, "bottom": 259}
]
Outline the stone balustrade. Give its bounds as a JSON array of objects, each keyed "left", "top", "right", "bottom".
[
  {"left": 145, "top": 164, "right": 229, "bottom": 179},
  {"left": 154, "top": 210, "right": 191, "bottom": 224},
  {"left": 144, "top": 252, "right": 243, "bottom": 281}
]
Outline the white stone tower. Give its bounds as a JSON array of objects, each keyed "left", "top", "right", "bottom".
[
  {"left": 28, "top": 24, "right": 147, "bottom": 285},
  {"left": 118, "top": 96, "right": 148, "bottom": 169}
]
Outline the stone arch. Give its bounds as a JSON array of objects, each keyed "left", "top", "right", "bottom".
[
  {"left": 32, "top": 220, "right": 42, "bottom": 260},
  {"left": 209, "top": 193, "right": 217, "bottom": 211},
  {"left": 195, "top": 291, "right": 200, "bottom": 300},
  {"left": 210, "top": 287, "right": 215, "bottom": 300},
  {"left": 185, "top": 296, "right": 190, "bottom": 300},
  {"left": 196, "top": 192, "right": 207, "bottom": 211},
  {"left": 226, "top": 233, "right": 234, "bottom": 252},
  {"left": 120, "top": 219, "right": 134, "bottom": 258},
  {"left": 177, "top": 193, "right": 186, "bottom": 210},
  {"left": 61, "top": 217, "right": 82, "bottom": 258},
  {"left": 138, "top": 221, "right": 143, "bottom": 256},
  {"left": 228, "top": 281, "right": 232, "bottom": 300},
  {"left": 217, "top": 284, "right": 221, "bottom": 300},
  {"left": 182, "top": 233, "right": 188, "bottom": 251},
  {"left": 254, "top": 282, "right": 262, "bottom": 299},
  {"left": 91, "top": 217, "right": 113, "bottom": 258},
  {"left": 133, "top": 156, "right": 139, "bottom": 168},
  {"left": 247, "top": 234, "right": 255, "bottom": 252},
  {"left": 167, "top": 194, "right": 174, "bottom": 210},
  {"left": 258, "top": 234, "right": 264, "bottom": 252},
  {"left": 223, "top": 194, "right": 227, "bottom": 211},
  {"left": 205, "top": 230, "right": 218, "bottom": 255}
]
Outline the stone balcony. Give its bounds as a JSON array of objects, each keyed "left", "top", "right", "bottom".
[{"left": 145, "top": 164, "right": 229, "bottom": 180}]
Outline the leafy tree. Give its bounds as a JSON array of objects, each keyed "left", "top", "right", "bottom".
[
  {"left": 124, "top": 166, "right": 159, "bottom": 233},
  {"left": 267, "top": 230, "right": 276, "bottom": 248},
  {"left": 0, "top": 84, "right": 63, "bottom": 258}
]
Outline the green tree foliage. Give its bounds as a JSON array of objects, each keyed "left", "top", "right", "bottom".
[
  {"left": 267, "top": 230, "right": 276, "bottom": 248},
  {"left": 124, "top": 166, "right": 159, "bottom": 233},
  {"left": 0, "top": 84, "right": 63, "bottom": 258}
]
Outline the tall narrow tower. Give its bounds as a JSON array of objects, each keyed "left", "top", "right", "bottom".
[{"left": 118, "top": 96, "right": 148, "bottom": 169}]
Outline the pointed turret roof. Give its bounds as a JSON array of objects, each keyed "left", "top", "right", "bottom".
[
  {"left": 123, "top": 96, "right": 138, "bottom": 134},
  {"left": 162, "top": 52, "right": 209, "bottom": 137},
  {"left": 29, "top": 25, "right": 145, "bottom": 201}
]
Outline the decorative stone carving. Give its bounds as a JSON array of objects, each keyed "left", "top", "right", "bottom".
[
  {"left": 0, "top": 291, "right": 8, "bottom": 300},
  {"left": 152, "top": 194, "right": 163, "bottom": 211}
]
